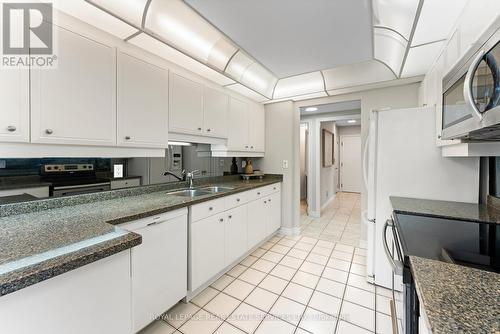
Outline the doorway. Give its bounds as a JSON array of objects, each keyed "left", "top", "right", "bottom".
[
  {"left": 299, "top": 123, "right": 309, "bottom": 215},
  {"left": 340, "top": 134, "right": 362, "bottom": 193}
]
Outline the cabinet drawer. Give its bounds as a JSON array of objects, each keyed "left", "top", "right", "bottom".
[
  {"left": 268, "top": 183, "right": 281, "bottom": 194},
  {"left": 224, "top": 191, "right": 249, "bottom": 209},
  {"left": 191, "top": 197, "right": 226, "bottom": 222},
  {"left": 248, "top": 184, "right": 281, "bottom": 200},
  {"left": 110, "top": 178, "right": 141, "bottom": 190}
]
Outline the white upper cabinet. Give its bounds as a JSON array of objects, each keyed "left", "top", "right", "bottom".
[
  {"left": 31, "top": 25, "right": 116, "bottom": 146},
  {"left": 117, "top": 51, "right": 169, "bottom": 148},
  {"left": 227, "top": 97, "right": 249, "bottom": 151},
  {"left": 0, "top": 68, "right": 29, "bottom": 143},
  {"left": 248, "top": 104, "right": 265, "bottom": 152},
  {"left": 169, "top": 73, "right": 204, "bottom": 135},
  {"left": 203, "top": 87, "right": 228, "bottom": 138}
]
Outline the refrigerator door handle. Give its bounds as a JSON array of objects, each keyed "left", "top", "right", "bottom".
[
  {"left": 362, "top": 135, "right": 370, "bottom": 190},
  {"left": 383, "top": 219, "right": 403, "bottom": 275}
]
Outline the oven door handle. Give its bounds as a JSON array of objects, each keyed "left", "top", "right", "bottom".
[
  {"left": 383, "top": 219, "right": 403, "bottom": 275},
  {"left": 464, "top": 49, "right": 485, "bottom": 121}
]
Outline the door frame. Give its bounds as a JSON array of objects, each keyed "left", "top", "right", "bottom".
[{"left": 339, "top": 134, "right": 362, "bottom": 193}]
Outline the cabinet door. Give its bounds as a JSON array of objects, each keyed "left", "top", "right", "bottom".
[
  {"left": 247, "top": 199, "right": 267, "bottom": 249},
  {"left": 191, "top": 215, "right": 225, "bottom": 290},
  {"left": 169, "top": 73, "right": 203, "bottom": 135},
  {"left": 227, "top": 97, "right": 249, "bottom": 151},
  {"left": 0, "top": 68, "right": 29, "bottom": 142},
  {"left": 131, "top": 215, "right": 187, "bottom": 332},
  {"left": 248, "top": 104, "right": 265, "bottom": 152},
  {"left": 31, "top": 25, "right": 116, "bottom": 146},
  {"left": 267, "top": 192, "right": 281, "bottom": 234},
  {"left": 117, "top": 52, "right": 168, "bottom": 148},
  {"left": 203, "top": 87, "right": 228, "bottom": 138},
  {"left": 225, "top": 205, "right": 248, "bottom": 266}
]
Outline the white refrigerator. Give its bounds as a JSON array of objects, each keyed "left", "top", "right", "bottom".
[{"left": 363, "top": 106, "right": 480, "bottom": 289}]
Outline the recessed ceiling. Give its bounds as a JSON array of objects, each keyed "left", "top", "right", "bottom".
[
  {"left": 185, "top": 0, "right": 373, "bottom": 78},
  {"left": 300, "top": 100, "right": 361, "bottom": 116}
]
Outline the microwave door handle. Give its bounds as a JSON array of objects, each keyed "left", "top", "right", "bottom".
[
  {"left": 464, "top": 49, "right": 485, "bottom": 121},
  {"left": 383, "top": 219, "right": 403, "bottom": 275}
]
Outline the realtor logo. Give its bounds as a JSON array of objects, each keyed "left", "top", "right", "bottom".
[{"left": 3, "top": 3, "right": 53, "bottom": 54}]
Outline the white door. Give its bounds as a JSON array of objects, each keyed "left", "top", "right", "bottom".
[
  {"left": 267, "top": 192, "right": 282, "bottom": 233},
  {"left": 248, "top": 105, "right": 265, "bottom": 152},
  {"left": 169, "top": 73, "right": 203, "bottom": 135},
  {"left": 0, "top": 68, "right": 29, "bottom": 143},
  {"left": 191, "top": 214, "right": 225, "bottom": 290},
  {"left": 31, "top": 25, "right": 116, "bottom": 146},
  {"left": 131, "top": 215, "right": 187, "bottom": 332},
  {"left": 224, "top": 205, "right": 248, "bottom": 266},
  {"left": 340, "top": 135, "right": 361, "bottom": 193},
  {"left": 203, "top": 87, "right": 228, "bottom": 138},
  {"left": 117, "top": 51, "right": 169, "bottom": 148},
  {"left": 227, "top": 97, "right": 249, "bottom": 151},
  {"left": 247, "top": 199, "right": 266, "bottom": 248}
]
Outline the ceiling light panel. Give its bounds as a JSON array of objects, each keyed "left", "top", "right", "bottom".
[
  {"left": 225, "top": 51, "right": 254, "bottom": 81},
  {"left": 240, "top": 62, "right": 277, "bottom": 98},
  {"left": 128, "top": 33, "right": 235, "bottom": 86},
  {"left": 86, "top": 0, "right": 148, "bottom": 28},
  {"left": 374, "top": 27, "right": 408, "bottom": 76},
  {"left": 323, "top": 60, "right": 395, "bottom": 90},
  {"left": 401, "top": 41, "right": 446, "bottom": 78},
  {"left": 226, "top": 84, "right": 269, "bottom": 103},
  {"left": 144, "top": 0, "right": 237, "bottom": 71},
  {"left": 411, "top": 0, "right": 468, "bottom": 46},
  {"left": 273, "top": 72, "right": 325, "bottom": 100},
  {"left": 372, "top": 0, "right": 420, "bottom": 40}
]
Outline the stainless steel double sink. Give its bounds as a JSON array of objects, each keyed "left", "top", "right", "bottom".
[{"left": 168, "top": 186, "right": 234, "bottom": 198}]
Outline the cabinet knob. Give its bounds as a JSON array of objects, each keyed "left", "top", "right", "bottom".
[
  {"left": 264, "top": 201, "right": 267, "bottom": 204},
  {"left": 257, "top": 192, "right": 261, "bottom": 195},
  {"left": 209, "top": 207, "right": 213, "bottom": 211},
  {"left": 198, "top": 127, "right": 202, "bottom": 131},
  {"left": 251, "top": 146, "right": 254, "bottom": 149},
  {"left": 236, "top": 198, "right": 240, "bottom": 202},
  {"left": 206, "top": 128, "right": 211, "bottom": 132},
  {"left": 6, "top": 125, "right": 16, "bottom": 132},
  {"left": 125, "top": 136, "right": 131, "bottom": 140},
  {"left": 269, "top": 199, "right": 272, "bottom": 202},
  {"left": 45, "top": 129, "right": 53, "bottom": 135},
  {"left": 228, "top": 215, "right": 232, "bottom": 219},
  {"left": 219, "top": 218, "right": 224, "bottom": 223},
  {"left": 245, "top": 145, "right": 249, "bottom": 148}
]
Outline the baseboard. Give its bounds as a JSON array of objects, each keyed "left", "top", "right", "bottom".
[
  {"left": 320, "top": 194, "right": 336, "bottom": 211},
  {"left": 308, "top": 211, "right": 320, "bottom": 218},
  {"left": 279, "top": 226, "right": 301, "bottom": 236}
]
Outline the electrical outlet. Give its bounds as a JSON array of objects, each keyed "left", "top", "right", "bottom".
[
  {"left": 282, "top": 160, "right": 289, "bottom": 169},
  {"left": 242, "top": 160, "right": 247, "bottom": 168},
  {"left": 113, "top": 164, "right": 123, "bottom": 178},
  {"left": 0, "top": 160, "right": 5, "bottom": 169}
]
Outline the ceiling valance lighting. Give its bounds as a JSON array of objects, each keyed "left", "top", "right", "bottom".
[{"left": 84, "top": 0, "right": 469, "bottom": 103}]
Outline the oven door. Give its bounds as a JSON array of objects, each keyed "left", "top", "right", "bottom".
[{"left": 52, "top": 182, "right": 111, "bottom": 197}]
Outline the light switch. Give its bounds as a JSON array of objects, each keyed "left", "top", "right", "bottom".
[
  {"left": 282, "top": 160, "right": 289, "bottom": 169},
  {"left": 113, "top": 164, "right": 123, "bottom": 178}
]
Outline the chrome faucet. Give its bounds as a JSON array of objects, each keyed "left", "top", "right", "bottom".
[
  {"left": 163, "top": 169, "right": 186, "bottom": 182},
  {"left": 186, "top": 170, "right": 199, "bottom": 189}
]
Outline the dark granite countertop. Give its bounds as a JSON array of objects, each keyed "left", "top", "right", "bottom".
[
  {"left": 0, "top": 194, "right": 38, "bottom": 205},
  {"left": 0, "top": 175, "right": 51, "bottom": 191},
  {"left": 410, "top": 256, "right": 500, "bottom": 334},
  {"left": 391, "top": 196, "right": 499, "bottom": 225},
  {"left": 0, "top": 175, "right": 282, "bottom": 296}
]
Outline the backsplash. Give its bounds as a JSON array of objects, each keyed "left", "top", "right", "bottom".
[{"left": 492, "top": 157, "right": 500, "bottom": 198}]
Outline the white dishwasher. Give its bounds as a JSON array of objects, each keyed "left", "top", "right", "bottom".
[{"left": 122, "top": 208, "right": 188, "bottom": 333}]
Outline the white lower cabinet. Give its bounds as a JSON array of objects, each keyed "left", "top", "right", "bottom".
[
  {"left": 191, "top": 214, "right": 226, "bottom": 291},
  {"left": 190, "top": 184, "right": 281, "bottom": 292},
  {"left": 0, "top": 251, "right": 132, "bottom": 334},
  {"left": 225, "top": 205, "right": 249, "bottom": 266},
  {"left": 123, "top": 209, "right": 188, "bottom": 333}
]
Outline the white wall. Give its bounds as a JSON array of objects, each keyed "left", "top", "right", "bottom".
[
  {"left": 261, "top": 101, "right": 300, "bottom": 234},
  {"left": 320, "top": 122, "right": 336, "bottom": 208},
  {"left": 300, "top": 124, "right": 308, "bottom": 200},
  {"left": 338, "top": 125, "right": 361, "bottom": 136}
]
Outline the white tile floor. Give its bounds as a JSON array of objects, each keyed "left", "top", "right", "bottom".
[{"left": 141, "top": 192, "right": 402, "bottom": 334}]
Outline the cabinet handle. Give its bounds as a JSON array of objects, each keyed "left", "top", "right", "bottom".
[
  {"left": 125, "top": 136, "right": 131, "bottom": 140},
  {"left": 209, "top": 207, "right": 213, "bottom": 211},
  {"left": 264, "top": 201, "right": 267, "bottom": 204},
  {"left": 6, "top": 125, "right": 16, "bottom": 132},
  {"left": 228, "top": 215, "right": 232, "bottom": 219},
  {"left": 245, "top": 145, "right": 249, "bottom": 148},
  {"left": 198, "top": 127, "right": 202, "bottom": 131},
  {"left": 273, "top": 187, "right": 276, "bottom": 190},
  {"left": 206, "top": 128, "right": 211, "bottom": 132},
  {"left": 268, "top": 199, "right": 272, "bottom": 202},
  {"left": 236, "top": 198, "right": 240, "bottom": 202},
  {"left": 257, "top": 192, "right": 261, "bottom": 195},
  {"left": 219, "top": 218, "right": 224, "bottom": 223},
  {"left": 251, "top": 146, "right": 254, "bottom": 149},
  {"left": 45, "top": 129, "right": 53, "bottom": 135}
]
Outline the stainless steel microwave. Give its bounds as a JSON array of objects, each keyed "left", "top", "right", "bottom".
[{"left": 442, "top": 25, "right": 500, "bottom": 141}]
